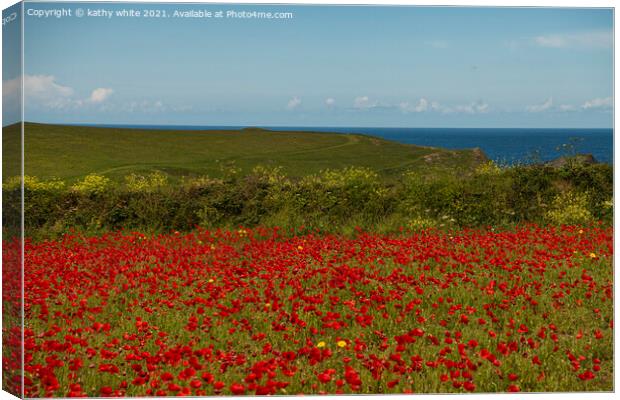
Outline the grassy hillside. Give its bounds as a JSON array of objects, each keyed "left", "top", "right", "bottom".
[
  {"left": 4, "top": 123, "right": 486, "bottom": 182},
  {"left": 2, "top": 123, "right": 20, "bottom": 179}
]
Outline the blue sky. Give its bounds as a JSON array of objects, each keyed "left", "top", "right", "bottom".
[{"left": 3, "top": 3, "right": 614, "bottom": 127}]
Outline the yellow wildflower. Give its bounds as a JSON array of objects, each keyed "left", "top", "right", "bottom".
[
  {"left": 336, "top": 340, "right": 347, "bottom": 348},
  {"left": 316, "top": 341, "right": 326, "bottom": 348}
]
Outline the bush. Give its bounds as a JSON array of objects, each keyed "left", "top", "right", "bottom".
[
  {"left": 2, "top": 176, "right": 67, "bottom": 235},
  {"left": 474, "top": 160, "right": 502, "bottom": 176},
  {"left": 506, "top": 165, "right": 555, "bottom": 223},
  {"left": 406, "top": 215, "right": 437, "bottom": 230},
  {"left": 71, "top": 174, "right": 111, "bottom": 196},
  {"left": 545, "top": 190, "right": 592, "bottom": 225},
  {"left": 3, "top": 175, "right": 66, "bottom": 191},
  {"left": 125, "top": 171, "right": 168, "bottom": 192}
]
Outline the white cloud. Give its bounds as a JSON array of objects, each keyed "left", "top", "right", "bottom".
[
  {"left": 286, "top": 96, "right": 302, "bottom": 110},
  {"left": 558, "top": 104, "right": 577, "bottom": 112},
  {"left": 476, "top": 102, "right": 489, "bottom": 113},
  {"left": 521, "top": 97, "right": 612, "bottom": 113},
  {"left": 453, "top": 101, "right": 489, "bottom": 114},
  {"left": 534, "top": 31, "right": 612, "bottom": 49},
  {"left": 3, "top": 74, "right": 116, "bottom": 112},
  {"left": 25, "top": 75, "right": 74, "bottom": 99},
  {"left": 582, "top": 97, "right": 612, "bottom": 110},
  {"left": 353, "top": 96, "right": 377, "bottom": 110},
  {"left": 123, "top": 100, "right": 189, "bottom": 114},
  {"left": 89, "top": 88, "right": 113, "bottom": 103},
  {"left": 21, "top": 75, "right": 75, "bottom": 109},
  {"left": 415, "top": 98, "right": 429, "bottom": 112},
  {"left": 2, "top": 76, "right": 21, "bottom": 123},
  {"left": 399, "top": 98, "right": 430, "bottom": 113},
  {"left": 352, "top": 95, "right": 394, "bottom": 110},
  {"left": 3, "top": 76, "right": 20, "bottom": 100},
  {"left": 325, "top": 97, "right": 335, "bottom": 108},
  {"left": 3, "top": 74, "right": 193, "bottom": 117},
  {"left": 526, "top": 97, "right": 553, "bottom": 113},
  {"left": 128, "top": 100, "right": 167, "bottom": 113},
  {"left": 172, "top": 104, "right": 193, "bottom": 112},
  {"left": 400, "top": 98, "right": 488, "bottom": 114}
]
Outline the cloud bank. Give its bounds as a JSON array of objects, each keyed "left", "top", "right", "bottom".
[
  {"left": 399, "top": 98, "right": 488, "bottom": 115},
  {"left": 526, "top": 96, "right": 612, "bottom": 113},
  {"left": 3, "top": 74, "right": 113, "bottom": 111}
]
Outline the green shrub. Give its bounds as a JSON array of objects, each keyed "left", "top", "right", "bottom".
[
  {"left": 507, "top": 165, "right": 555, "bottom": 223},
  {"left": 196, "top": 179, "right": 242, "bottom": 228},
  {"left": 297, "top": 167, "right": 393, "bottom": 227}
]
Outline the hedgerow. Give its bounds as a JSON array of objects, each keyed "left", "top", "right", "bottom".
[{"left": 2, "top": 162, "right": 612, "bottom": 239}]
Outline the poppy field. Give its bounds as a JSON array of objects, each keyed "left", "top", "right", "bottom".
[{"left": 10, "top": 224, "right": 614, "bottom": 396}]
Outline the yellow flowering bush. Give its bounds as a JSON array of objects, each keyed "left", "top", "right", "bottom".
[
  {"left": 475, "top": 160, "right": 502, "bottom": 176},
  {"left": 3, "top": 176, "right": 66, "bottom": 191},
  {"left": 545, "top": 190, "right": 592, "bottom": 225},
  {"left": 251, "top": 165, "right": 286, "bottom": 185},
  {"left": 125, "top": 171, "right": 168, "bottom": 192},
  {"left": 407, "top": 216, "right": 437, "bottom": 230},
  {"left": 181, "top": 176, "right": 223, "bottom": 191},
  {"left": 71, "top": 174, "right": 111, "bottom": 196},
  {"left": 320, "top": 166, "right": 379, "bottom": 188}
]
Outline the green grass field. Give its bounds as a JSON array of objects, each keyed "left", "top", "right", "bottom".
[{"left": 3, "top": 123, "right": 486, "bottom": 183}]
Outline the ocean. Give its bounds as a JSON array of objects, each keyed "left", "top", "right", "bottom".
[{"left": 83, "top": 125, "right": 614, "bottom": 165}]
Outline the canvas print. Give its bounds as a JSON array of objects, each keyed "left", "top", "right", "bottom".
[{"left": 2, "top": 2, "right": 614, "bottom": 397}]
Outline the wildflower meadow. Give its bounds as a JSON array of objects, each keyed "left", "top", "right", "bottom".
[{"left": 5, "top": 224, "right": 612, "bottom": 396}]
